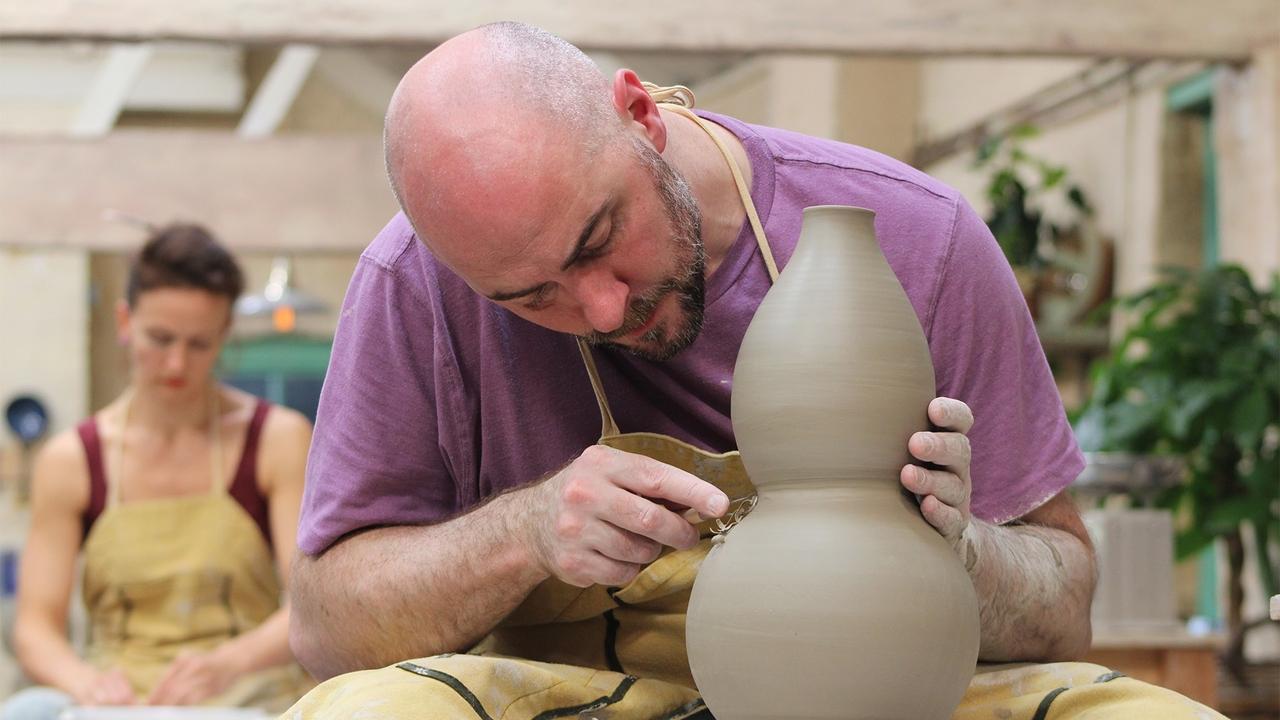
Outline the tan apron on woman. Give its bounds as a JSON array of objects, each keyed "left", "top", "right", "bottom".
[
  {"left": 82, "top": 393, "right": 312, "bottom": 712},
  {"left": 282, "top": 88, "right": 1224, "bottom": 720}
]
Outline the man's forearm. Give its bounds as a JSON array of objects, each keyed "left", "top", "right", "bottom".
[
  {"left": 966, "top": 519, "right": 1096, "bottom": 662},
  {"left": 290, "top": 490, "right": 549, "bottom": 680}
]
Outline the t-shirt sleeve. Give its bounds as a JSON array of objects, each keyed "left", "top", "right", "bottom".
[
  {"left": 297, "top": 253, "right": 465, "bottom": 556},
  {"left": 927, "top": 198, "right": 1085, "bottom": 525}
]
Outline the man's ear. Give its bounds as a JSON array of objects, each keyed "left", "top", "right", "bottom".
[{"left": 611, "top": 69, "right": 667, "bottom": 153}]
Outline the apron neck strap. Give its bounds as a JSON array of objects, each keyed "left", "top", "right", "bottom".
[
  {"left": 576, "top": 83, "right": 780, "bottom": 440},
  {"left": 576, "top": 338, "right": 622, "bottom": 438},
  {"left": 642, "top": 82, "right": 780, "bottom": 283}
]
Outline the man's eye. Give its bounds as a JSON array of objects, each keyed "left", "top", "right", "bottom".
[
  {"left": 581, "top": 230, "right": 615, "bottom": 261},
  {"left": 522, "top": 287, "right": 553, "bottom": 311}
]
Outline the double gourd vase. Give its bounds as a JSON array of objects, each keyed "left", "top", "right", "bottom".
[{"left": 686, "top": 206, "right": 980, "bottom": 719}]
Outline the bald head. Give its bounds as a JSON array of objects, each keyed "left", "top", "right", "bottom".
[{"left": 384, "top": 23, "right": 621, "bottom": 255}]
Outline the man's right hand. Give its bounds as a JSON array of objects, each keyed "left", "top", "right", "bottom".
[
  {"left": 72, "top": 667, "right": 137, "bottom": 706},
  {"left": 518, "top": 444, "right": 730, "bottom": 588}
]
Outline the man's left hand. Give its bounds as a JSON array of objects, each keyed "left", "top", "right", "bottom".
[
  {"left": 147, "top": 649, "right": 239, "bottom": 706},
  {"left": 901, "top": 397, "right": 980, "bottom": 565}
]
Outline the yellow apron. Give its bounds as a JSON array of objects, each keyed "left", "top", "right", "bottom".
[
  {"left": 283, "top": 87, "right": 1226, "bottom": 719},
  {"left": 83, "top": 392, "right": 312, "bottom": 712}
]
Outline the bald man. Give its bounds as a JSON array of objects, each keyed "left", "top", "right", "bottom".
[{"left": 285, "top": 22, "right": 1224, "bottom": 720}]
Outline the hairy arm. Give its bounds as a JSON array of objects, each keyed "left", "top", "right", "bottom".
[
  {"left": 961, "top": 493, "right": 1096, "bottom": 660},
  {"left": 903, "top": 398, "right": 1096, "bottom": 662},
  {"left": 289, "top": 488, "right": 548, "bottom": 680},
  {"left": 290, "top": 445, "right": 727, "bottom": 680}
]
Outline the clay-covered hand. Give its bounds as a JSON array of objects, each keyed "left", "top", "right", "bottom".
[
  {"left": 146, "top": 649, "right": 239, "bottom": 706},
  {"left": 72, "top": 667, "right": 137, "bottom": 706},
  {"left": 520, "top": 444, "right": 730, "bottom": 588},
  {"left": 901, "top": 397, "right": 982, "bottom": 568}
]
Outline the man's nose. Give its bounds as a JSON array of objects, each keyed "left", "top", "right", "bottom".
[{"left": 570, "top": 269, "right": 629, "bottom": 334}]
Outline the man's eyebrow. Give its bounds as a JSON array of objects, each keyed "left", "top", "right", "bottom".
[
  {"left": 559, "top": 199, "right": 612, "bottom": 271},
  {"left": 484, "top": 198, "right": 612, "bottom": 302}
]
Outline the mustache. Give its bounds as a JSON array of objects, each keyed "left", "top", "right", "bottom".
[{"left": 585, "top": 280, "right": 681, "bottom": 344}]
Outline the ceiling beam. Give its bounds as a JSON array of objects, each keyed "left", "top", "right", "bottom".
[
  {"left": 911, "top": 60, "right": 1207, "bottom": 167},
  {"left": 3, "top": 1, "right": 1277, "bottom": 60},
  {"left": 237, "top": 44, "right": 319, "bottom": 137},
  {"left": 70, "top": 44, "right": 153, "bottom": 137},
  {"left": 0, "top": 131, "right": 397, "bottom": 251}
]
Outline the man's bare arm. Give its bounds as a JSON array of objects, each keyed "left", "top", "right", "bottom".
[
  {"left": 289, "top": 489, "right": 546, "bottom": 680},
  {"left": 963, "top": 493, "right": 1096, "bottom": 661},
  {"left": 903, "top": 398, "right": 1096, "bottom": 663},
  {"left": 289, "top": 445, "right": 729, "bottom": 680}
]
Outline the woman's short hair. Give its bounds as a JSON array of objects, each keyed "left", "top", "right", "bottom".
[{"left": 125, "top": 223, "right": 244, "bottom": 308}]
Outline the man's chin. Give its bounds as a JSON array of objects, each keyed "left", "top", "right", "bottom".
[{"left": 596, "top": 326, "right": 699, "bottom": 362}]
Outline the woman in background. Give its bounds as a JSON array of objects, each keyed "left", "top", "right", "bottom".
[{"left": 4, "top": 224, "right": 313, "bottom": 718}]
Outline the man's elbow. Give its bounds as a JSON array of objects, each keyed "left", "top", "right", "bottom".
[
  {"left": 289, "top": 552, "right": 349, "bottom": 681},
  {"left": 1051, "top": 613, "right": 1093, "bottom": 661}
]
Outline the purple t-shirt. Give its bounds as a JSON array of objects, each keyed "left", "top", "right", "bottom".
[{"left": 298, "top": 112, "right": 1084, "bottom": 555}]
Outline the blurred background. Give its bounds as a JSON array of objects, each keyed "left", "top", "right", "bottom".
[{"left": 0, "top": 2, "right": 1276, "bottom": 717}]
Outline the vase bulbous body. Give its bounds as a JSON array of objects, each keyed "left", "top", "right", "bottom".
[{"left": 686, "top": 206, "right": 980, "bottom": 719}]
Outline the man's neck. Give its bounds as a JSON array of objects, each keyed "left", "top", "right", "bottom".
[{"left": 660, "top": 108, "right": 753, "bottom": 278}]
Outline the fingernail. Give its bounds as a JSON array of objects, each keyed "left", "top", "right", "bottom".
[{"left": 710, "top": 494, "right": 729, "bottom": 516}]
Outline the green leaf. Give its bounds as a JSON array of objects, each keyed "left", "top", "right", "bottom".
[
  {"left": 1205, "top": 496, "right": 1266, "bottom": 532},
  {"left": 1067, "top": 186, "right": 1093, "bottom": 215},
  {"left": 1168, "top": 382, "right": 1223, "bottom": 440},
  {"left": 1231, "top": 387, "right": 1270, "bottom": 446},
  {"left": 1041, "top": 166, "right": 1066, "bottom": 189},
  {"left": 1175, "top": 525, "right": 1217, "bottom": 560},
  {"left": 1010, "top": 124, "right": 1039, "bottom": 140}
]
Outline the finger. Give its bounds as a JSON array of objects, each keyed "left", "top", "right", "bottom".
[
  {"left": 908, "top": 432, "right": 971, "bottom": 470},
  {"left": 606, "top": 488, "right": 700, "bottom": 549},
  {"left": 590, "top": 519, "right": 664, "bottom": 564},
  {"left": 610, "top": 452, "right": 729, "bottom": 519},
  {"left": 171, "top": 686, "right": 201, "bottom": 706},
  {"left": 900, "top": 465, "right": 967, "bottom": 508},
  {"left": 148, "top": 674, "right": 179, "bottom": 706},
  {"left": 929, "top": 397, "right": 974, "bottom": 434},
  {"left": 555, "top": 548, "right": 643, "bottom": 588},
  {"left": 147, "top": 669, "right": 172, "bottom": 704},
  {"left": 920, "top": 495, "right": 965, "bottom": 539},
  {"left": 110, "top": 676, "right": 136, "bottom": 705}
]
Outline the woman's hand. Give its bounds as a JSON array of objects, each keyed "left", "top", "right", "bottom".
[
  {"left": 72, "top": 667, "right": 136, "bottom": 706},
  {"left": 147, "top": 649, "right": 241, "bottom": 706}
]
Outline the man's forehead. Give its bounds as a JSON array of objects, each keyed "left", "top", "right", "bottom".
[{"left": 421, "top": 137, "right": 617, "bottom": 280}]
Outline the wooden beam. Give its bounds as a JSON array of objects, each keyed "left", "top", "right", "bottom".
[
  {"left": 70, "top": 44, "right": 153, "bottom": 137},
  {"left": 312, "top": 48, "right": 401, "bottom": 116},
  {"left": 238, "top": 44, "right": 319, "bottom": 137},
  {"left": 3, "top": 1, "right": 1278, "bottom": 60},
  {"left": 912, "top": 61, "right": 1206, "bottom": 167},
  {"left": 0, "top": 132, "right": 397, "bottom": 251}
]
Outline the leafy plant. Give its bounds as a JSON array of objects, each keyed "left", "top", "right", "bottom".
[
  {"left": 1074, "top": 264, "right": 1280, "bottom": 675},
  {"left": 974, "top": 125, "right": 1094, "bottom": 268}
]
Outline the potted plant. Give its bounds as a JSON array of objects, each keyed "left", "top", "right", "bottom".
[
  {"left": 1073, "top": 264, "right": 1280, "bottom": 677},
  {"left": 974, "top": 125, "right": 1095, "bottom": 319}
]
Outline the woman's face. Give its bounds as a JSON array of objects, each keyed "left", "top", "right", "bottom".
[{"left": 117, "top": 287, "right": 231, "bottom": 397}]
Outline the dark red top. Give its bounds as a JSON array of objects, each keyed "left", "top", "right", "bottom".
[{"left": 77, "top": 399, "right": 273, "bottom": 547}]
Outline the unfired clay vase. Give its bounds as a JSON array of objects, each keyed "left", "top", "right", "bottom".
[{"left": 686, "top": 206, "right": 980, "bottom": 719}]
